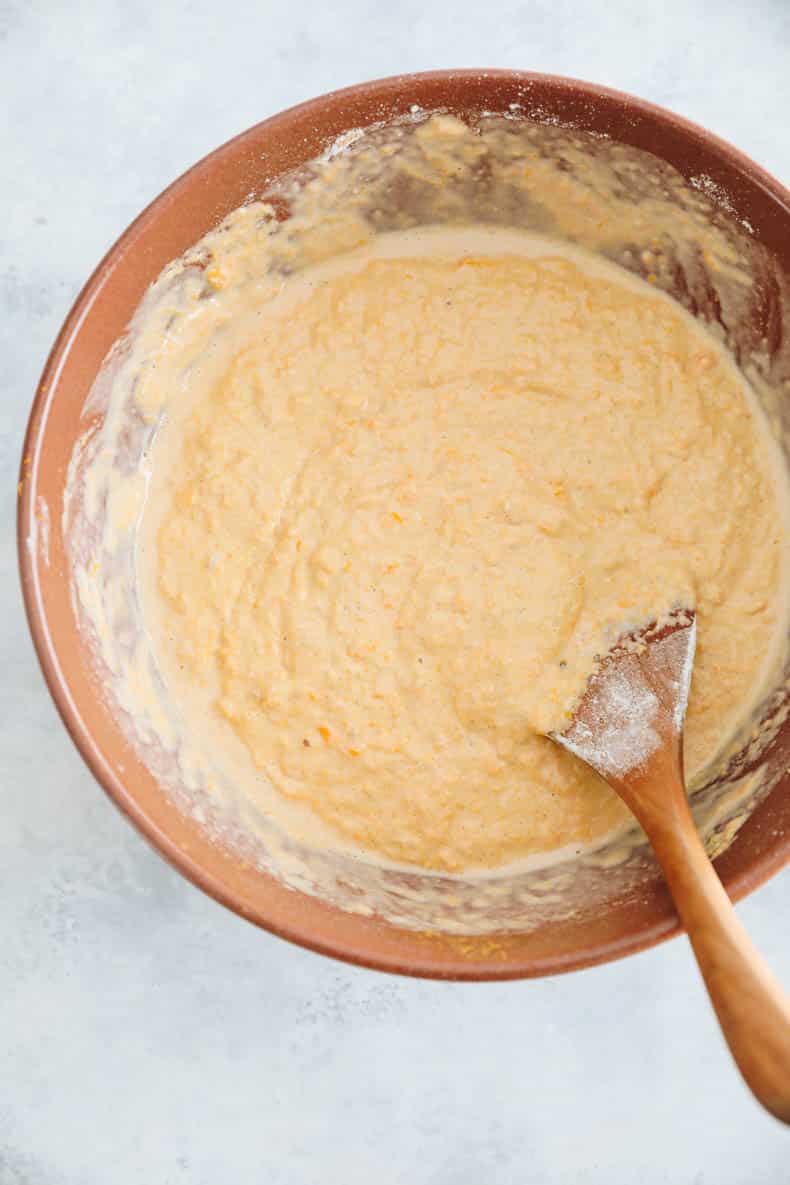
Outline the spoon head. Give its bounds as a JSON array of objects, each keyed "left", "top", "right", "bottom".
[{"left": 550, "top": 609, "right": 696, "bottom": 791}]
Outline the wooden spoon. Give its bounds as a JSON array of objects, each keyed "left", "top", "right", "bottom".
[{"left": 550, "top": 608, "right": 790, "bottom": 1123}]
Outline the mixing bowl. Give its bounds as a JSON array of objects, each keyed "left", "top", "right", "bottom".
[{"left": 18, "top": 70, "right": 790, "bottom": 979}]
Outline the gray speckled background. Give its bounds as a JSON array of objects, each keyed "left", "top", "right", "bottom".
[{"left": 3, "top": 2, "right": 790, "bottom": 1181}]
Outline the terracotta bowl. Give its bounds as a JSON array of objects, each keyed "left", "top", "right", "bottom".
[{"left": 19, "top": 70, "right": 790, "bottom": 979}]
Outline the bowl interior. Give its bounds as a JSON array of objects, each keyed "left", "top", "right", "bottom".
[{"left": 19, "top": 70, "right": 790, "bottom": 978}]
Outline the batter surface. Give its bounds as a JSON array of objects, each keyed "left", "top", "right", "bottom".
[{"left": 138, "top": 224, "right": 787, "bottom": 872}]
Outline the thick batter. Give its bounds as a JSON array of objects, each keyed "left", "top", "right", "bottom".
[{"left": 137, "top": 223, "right": 787, "bottom": 873}]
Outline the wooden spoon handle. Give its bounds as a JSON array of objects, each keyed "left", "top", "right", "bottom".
[{"left": 640, "top": 789, "right": 790, "bottom": 1124}]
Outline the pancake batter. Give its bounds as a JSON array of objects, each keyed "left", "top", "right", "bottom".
[{"left": 133, "top": 222, "right": 788, "bottom": 872}]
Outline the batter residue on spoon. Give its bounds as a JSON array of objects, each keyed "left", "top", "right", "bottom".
[{"left": 127, "top": 221, "right": 788, "bottom": 872}]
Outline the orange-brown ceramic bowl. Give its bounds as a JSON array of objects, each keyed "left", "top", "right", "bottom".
[{"left": 19, "top": 71, "right": 790, "bottom": 979}]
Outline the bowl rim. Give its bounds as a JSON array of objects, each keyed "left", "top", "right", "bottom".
[{"left": 18, "top": 68, "right": 790, "bottom": 980}]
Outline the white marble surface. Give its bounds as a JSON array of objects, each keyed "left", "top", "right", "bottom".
[{"left": 3, "top": 1, "right": 790, "bottom": 1181}]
